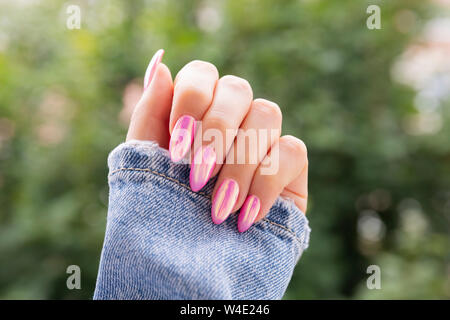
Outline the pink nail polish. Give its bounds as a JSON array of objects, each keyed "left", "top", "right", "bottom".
[
  {"left": 189, "top": 146, "right": 216, "bottom": 192},
  {"left": 237, "top": 195, "right": 261, "bottom": 232},
  {"left": 169, "top": 115, "right": 196, "bottom": 162},
  {"left": 211, "top": 179, "right": 239, "bottom": 225},
  {"left": 143, "top": 49, "right": 164, "bottom": 90}
]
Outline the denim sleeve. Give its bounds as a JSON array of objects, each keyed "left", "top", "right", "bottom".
[{"left": 93, "top": 140, "right": 311, "bottom": 300}]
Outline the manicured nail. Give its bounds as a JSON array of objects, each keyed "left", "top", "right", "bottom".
[
  {"left": 189, "top": 146, "right": 216, "bottom": 192},
  {"left": 237, "top": 195, "right": 261, "bottom": 232},
  {"left": 211, "top": 179, "right": 239, "bottom": 225},
  {"left": 143, "top": 49, "right": 164, "bottom": 90},
  {"left": 169, "top": 115, "right": 196, "bottom": 162}
]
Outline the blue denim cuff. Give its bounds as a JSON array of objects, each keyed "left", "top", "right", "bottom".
[
  {"left": 94, "top": 140, "right": 311, "bottom": 299},
  {"left": 109, "top": 140, "right": 310, "bottom": 250}
]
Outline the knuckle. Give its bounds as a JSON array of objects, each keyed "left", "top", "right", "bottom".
[
  {"left": 280, "top": 135, "right": 308, "bottom": 158},
  {"left": 186, "top": 60, "right": 219, "bottom": 78},
  {"left": 220, "top": 75, "right": 253, "bottom": 97},
  {"left": 252, "top": 98, "right": 282, "bottom": 124}
]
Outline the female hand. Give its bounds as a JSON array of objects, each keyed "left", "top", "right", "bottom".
[{"left": 126, "top": 50, "right": 308, "bottom": 232}]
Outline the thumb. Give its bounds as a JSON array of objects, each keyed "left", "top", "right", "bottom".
[{"left": 126, "top": 50, "right": 174, "bottom": 148}]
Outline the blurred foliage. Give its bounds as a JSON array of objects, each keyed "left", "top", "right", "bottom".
[{"left": 0, "top": 0, "right": 448, "bottom": 299}]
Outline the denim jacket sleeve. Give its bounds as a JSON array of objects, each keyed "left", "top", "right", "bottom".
[{"left": 93, "top": 140, "right": 311, "bottom": 300}]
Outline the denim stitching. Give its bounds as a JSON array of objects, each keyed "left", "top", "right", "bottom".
[
  {"left": 109, "top": 167, "right": 210, "bottom": 197},
  {"left": 260, "top": 218, "right": 307, "bottom": 246},
  {"left": 109, "top": 167, "right": 307, "bottom": 246}
]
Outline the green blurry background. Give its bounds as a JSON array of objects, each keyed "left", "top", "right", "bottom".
[{"left": 0, "top": 0, "right": 449, "bottom": 299}]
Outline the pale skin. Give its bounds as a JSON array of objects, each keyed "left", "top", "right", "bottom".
[{"left": 127, "top": 51, "right": 308, "bottom": 232}]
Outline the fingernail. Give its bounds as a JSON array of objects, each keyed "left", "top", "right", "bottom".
[
  {"left": 237, "top": 195, "right": 261, "bottom": 232},
  {"left": 169, "top": 115, "right": 196, "bottom": 162},
  {"left": 144, "top": 49, "right": 164, "bottom": 90},
  {"left": 189, "top": 146, "right": 216, "bottom": 192},
  {"left": 211, "top": 179, "right": 239, "bottom": 225}
]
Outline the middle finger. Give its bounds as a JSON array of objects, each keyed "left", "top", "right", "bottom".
[{"left": 189, "top": 75, "right": 253, "bottom": 191}]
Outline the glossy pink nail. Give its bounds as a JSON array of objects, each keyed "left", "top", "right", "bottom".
[
  {"left": 237, "top": 195, "right": 261, "bottom": 232},
  {"left": 143, "top": 49, "right": 164, "bottom": 90},
  {"left": 189, "top": 146, "right": 216, "bottom": 192},
  {"left": 169, "top": 115, "right": 196, "bottom": 162},
  {"left": 211, "top": 179, "right": 239, "bottom": 225}
]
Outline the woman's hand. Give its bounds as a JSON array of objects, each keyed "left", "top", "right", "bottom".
[{"left": 127, "top": 50, "right": 308, "bottom": 232}]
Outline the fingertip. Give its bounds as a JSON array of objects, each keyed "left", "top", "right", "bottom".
[
  {"left": 144, "top": 63, "right": 173, "bottom": 97},
  {"left": 156, "top": 63, "right": 172, "bottom": 84},
  {"left": 126, "top": 55, "right": 173, "bottom": 145},
  {"left": 143, "top": 49, "right": 164, "bottom": 89},
  {"left": 140, "top": 62, "right": 174, "bottom": 120}
]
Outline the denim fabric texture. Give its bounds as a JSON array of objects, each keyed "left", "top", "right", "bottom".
[{"left": 94, "top": 140, "right": 311, "bottom": 300}]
